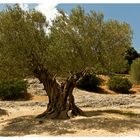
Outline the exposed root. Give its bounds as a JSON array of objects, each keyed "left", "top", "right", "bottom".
[{"left": 36, "top": 105, "right": 86, "bottom": 120}]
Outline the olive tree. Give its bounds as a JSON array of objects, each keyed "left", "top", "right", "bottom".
[
  {"left": 50, "top": 7, "right": 132, "bottom": 74},
  {"left": 0, "top": 5, "right": 132, "bottom": 119}
]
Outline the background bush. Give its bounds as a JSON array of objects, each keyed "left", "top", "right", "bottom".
[
  {"left": 130, "top": 58, "right": 140, "bottom": 84},
  {"left": 107, "top": 76, "right": 132, "bottom": 93},
  {"left": 76, "top": 74, "right": 102, "bottom": 92},
  {"left": 0, "top": 79, "right": 29, "bottom": 100}
]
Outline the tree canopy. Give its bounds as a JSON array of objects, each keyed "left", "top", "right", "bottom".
[
  {"left": 49, "top": 6, "right": 132, "bottom": 74},
  {"left": 0, "top": 4, "right": 48, "bottom": 79},
  {"left": 0, "top": 5, "right": 132, "bottom": 80}
]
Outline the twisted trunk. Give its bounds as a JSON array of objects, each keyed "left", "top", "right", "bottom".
[{"left": 33, "top": 68, "right": 85, "bottom": 119}]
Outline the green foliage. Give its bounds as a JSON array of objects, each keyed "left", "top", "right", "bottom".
[
  {"left": 50, "top": 7, "right": 132, "bottom": 75},
  {"left": 124, "top": 47, "right": 140, "bottom": 73},
  {"left": 125, "top": 47, "right": 140, "bottom": 65},
  {"left": 76, "top": 74, "right": 102, "bottom": 91},
  {"left": 107, "top": 76, "right": 132, "bottom": 93},
  {"left": 130, "top": 58, "right": 140, "bottom": 84},
  {"left": 0, "top": 5, "right": 133, "bottom": 80},
  {"left": 0, "top": 4, "right": 49, "bottom": 79},
  {"left": 0, "top": 79, "right": 28, "bottom": 100}
]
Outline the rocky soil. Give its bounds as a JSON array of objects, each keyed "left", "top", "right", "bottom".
[
  {"left": 0, "top": 78, "right": 140, "bottom": 136},
  {"left": 0, "top": 88, "right": 140, "bottom": 110}
]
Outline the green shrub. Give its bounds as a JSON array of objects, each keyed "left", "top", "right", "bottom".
[
  {"left": 0, "top": 79, "right": 28, "bottom": 100},
  {"left": 76, "top": 74, "right": 102, "bottom": 91},
  {"left": 107, "top": 76, "right": 132, "bottom": 94},
  {"left": 130, "top": 58, "right": 140, "bottom": 84}
]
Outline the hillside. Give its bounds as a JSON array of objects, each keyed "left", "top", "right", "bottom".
[{"left": 0, "top": 78, "right": 140, "bottom": 136}]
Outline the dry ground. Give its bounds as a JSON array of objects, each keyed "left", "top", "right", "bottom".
[{"left": 0, "top": 78, "right": 140, "bottom": 137}]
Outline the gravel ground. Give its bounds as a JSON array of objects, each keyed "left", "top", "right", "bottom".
[
  {"left": 74, "top": 88, "right": 140, "bottom": 108},
  {"left": 0, "top": 88, "right": 140, "bottom": 110}
]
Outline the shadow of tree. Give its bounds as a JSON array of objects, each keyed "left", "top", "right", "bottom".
[
  {"left": 70, "top": 116, "right": 140, "bottom": 134},
  {"left": 85, "top": 109, "right": 140, "bottom": 118},
  {"left": 98, "top": 87, "right": 111, "bottom": 94},
  {"left": 97, "top": 87, "right": 137, "bottom": 95},
  {"left": 129, "top": 90, "right": 136, "bottom": 94},
  {"left": 0, "top": 115, "right": 76, "bottom": 136},
  {"left": 0, "top": 109, "right": 140, "bottom": 136},
  {"left": 76, "top": 87, "right": 113, "bottom": 95},
  {"left": 0, "top": 108, "right": 8, "bottom": 116}
]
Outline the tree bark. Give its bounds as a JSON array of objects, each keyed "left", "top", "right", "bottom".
[{"left": 33, "top": 68, "right": 85, "bottom": 119}]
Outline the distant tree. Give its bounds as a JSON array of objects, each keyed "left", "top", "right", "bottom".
[
  {"left": 0, "top": 5, "right": 132, "bottom": 119},
  {"left": 130, "top": 58, "right": 140, "bottom": 84},
  {"left": 125, "top": 47, "right": 140, "bottom": 66}
]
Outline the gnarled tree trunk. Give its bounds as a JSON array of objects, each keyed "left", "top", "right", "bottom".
[{"left": 33, "top": 68, "right": 85, "bottom": 119}]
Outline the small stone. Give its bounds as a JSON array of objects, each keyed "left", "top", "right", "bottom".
[
  {"left": 67, "top": 110, "right": 74, "bottom": 118},
  {"left": 39, "top": 120, "right": 43, "bottom": 124}
]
